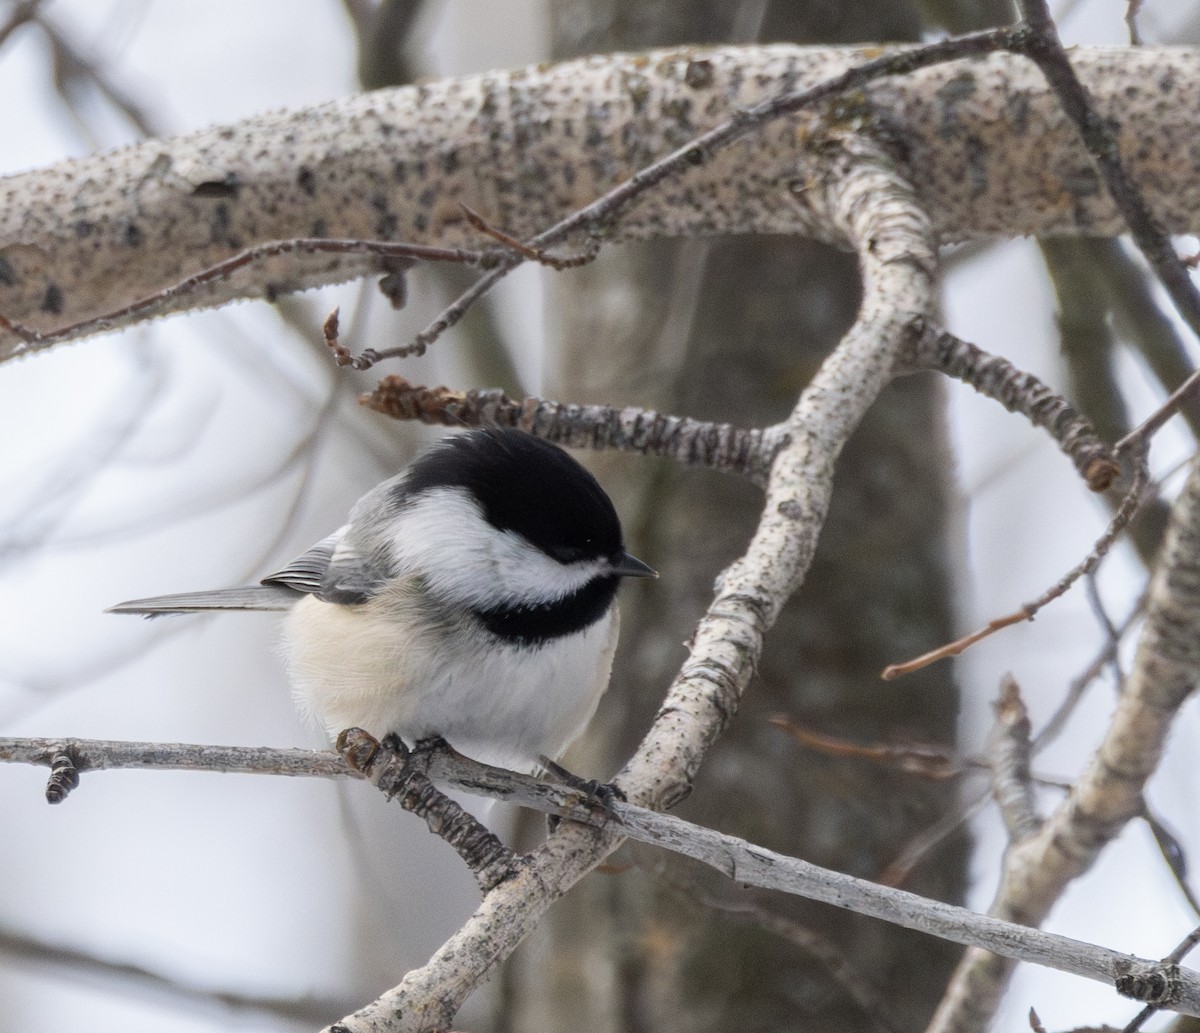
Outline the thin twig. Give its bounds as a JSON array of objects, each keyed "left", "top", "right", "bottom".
[
  {"left": 661, "top": 874, "right": 904, "bottom": 1033},
  {"left": 1125, "top": 0, "right": 1144, "bottom": 44},
  {"left": 882, "top": 449, "right": 1149, "bottom": 679},
  {"left": 0, "top": 924, "right": 356, "bottom": 1025},
  {"left": 1033, "top": 590, "right": 1144, "bottom": 751},
  {"left": 458, "top": 203, "right": 600, "bottom": 269},
  {"left": 1116, "top": 370, "right": 1200, "bottom": 456},
  {"left": 768, "top": 715, "right": 962, "bottom": 780},
  {"left": 0, "top": 0, "right": 41, "bottom": 49},
  {"left": 1010, "top": 0, "right": 1200, "bottom": 344},
  {"left": 1144, "top": 807, "right": 1200, "bottom": 921},
  {"left": 0, "top": 237, "right": 499, "bottom": 360}
]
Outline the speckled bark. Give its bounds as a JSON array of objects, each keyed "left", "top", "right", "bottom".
[
  {"left": 493, "top": 7, "right": 965, "bottom": 1033},
  {"left": 3, "top": 45, "right": 1200, "bottom": 353}
]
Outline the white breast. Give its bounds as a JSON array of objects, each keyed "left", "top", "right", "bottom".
[{"left": 280, "top": 580, "right": 619, "bottom": 773}]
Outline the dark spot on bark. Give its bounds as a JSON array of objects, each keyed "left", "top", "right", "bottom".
[
  {"left": 41, "top": 283, "right": 63, "bottom": 314},
  {"left": 73, "top": 220, "right": 94, "bottom": 239},
  {"left": 296, "top": 166, "right": 317, "bottom": 196},
  {"left": 0, "top": 256, "right": 17, "bottom": 286},
  {"left": 209, "top": 203, "right": 231, "bottom": 242},
  {"left": 684, "top": 58, "right": 714, "bottom": 90},
  {"left": 777, "top": 499, "right": 803, "bottom": 520},
  {"left": 192, "top": 177, "right": 240, "bottom": 199},
  {"left": 374, "top": 212, "right": 398, "bottom": 238},
  {"left": 124, "top": 222, "right": 143, "bottom": 247}
]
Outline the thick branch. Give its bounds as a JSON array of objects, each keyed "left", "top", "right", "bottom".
[
  {"left": 2, "top": 45, "right": 1199, "bottom": 355},
  {"left": 321, "top": 128, "right": 940, "bottom": 1033},
  {"left": 929, "top": 455, "right": 1200, "bottom": 1033}
]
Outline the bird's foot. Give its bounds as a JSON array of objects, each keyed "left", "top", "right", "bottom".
[{"left": 539, "top": 755, "right": 626, "bottom": 832}]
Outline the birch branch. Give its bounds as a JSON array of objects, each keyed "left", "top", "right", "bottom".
[
  {"left": 4, "top": 735, "right": 1198, "bottom": 1017},
  {"left": 301, "top": 129, "right": 939, "bottom": 1032},
  {"left": 929, "top": 455, "right": 1200, "bottom": 1033},
  {"left": 2, "top": 45, "right": 1200, "bottom": 356}
]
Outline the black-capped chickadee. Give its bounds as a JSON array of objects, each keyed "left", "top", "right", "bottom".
[{"left": 109, "top": 428, "right": 655, "bottom": 772}]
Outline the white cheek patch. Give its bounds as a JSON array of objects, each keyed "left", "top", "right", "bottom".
[{"left": 385, "top": 489, "right": 607, "bottom": 609}]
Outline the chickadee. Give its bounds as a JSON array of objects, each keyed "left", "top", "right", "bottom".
[{"left": 109, "top": 428, "right": 655, "bottom": 772}]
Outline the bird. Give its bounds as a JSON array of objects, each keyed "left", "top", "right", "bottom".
[{"left": 108, "top": 427, "right": 656, "bottom": 773}]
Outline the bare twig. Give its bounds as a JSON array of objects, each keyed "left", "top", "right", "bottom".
[
  {"left": 360, "top": 375, "right": 787, "bottom": 484},
  {"left": 1144, "top": 807, "right": 1200, "bottom": 920},
  {"left": 666, "top": 877, "right": 904, "bottom": 1033},
  {"left": 1125, "top": 0, "right": 1144, "bottom": 44},
  {"left": 1, "top": 237, "right": 499, "bottom": 361},
  {"left": 882, "top": 589, "right": 1141, "bottom": 888},
  {"left": 1010, "top": 0, "right": 1200, "bottom": 343},
  {"left": 1034, "top": 590, "right": 1143, "bottom": 751},
  {"left": 0, "top": 924, "right": 356, "bottom": 1026},
  {"left": 458, "top": 203, "right": 600, "bottom": 270},
  {"left": 882, "top": 449, "right": 1148, "bottom": 679},
  {"left": 1116, "top": 371, "right": 1200, "bottom": 456},
  {"left": 37, "top": 10, "right": 164, "bottom": 140},
  {"left": 881, "top": 789, "right": 991, "bottom": 888},
  {"left": 375, "top": 29, "right": 1016, "bottom": 361},
  {"left": 0, "top": 1, "right": 41, "bottom": 49},
  {"left": 336, "top": 730, "right": 523, "bottom": 894},
  {"left": 913, "top": 324, "right": 1119, "bottom": 491},
  {"left": 768, "top": 715, "right": 962, "bottom": 780}
]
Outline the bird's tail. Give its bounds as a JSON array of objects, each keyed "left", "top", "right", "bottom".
[{"left": 106, "top": 585, "right": 298, "bottom": 617}]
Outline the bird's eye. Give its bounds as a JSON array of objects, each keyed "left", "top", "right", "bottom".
[{"left": 547, "top": 545, "right": 586, "bottom": 564}]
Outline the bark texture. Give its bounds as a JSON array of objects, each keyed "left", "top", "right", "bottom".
[
  {"left": 4, "top": 44, "right": 1200, "bottom": 353},
  {"left": 495, "top": 5, "right": 966, "bottom": 1032}
]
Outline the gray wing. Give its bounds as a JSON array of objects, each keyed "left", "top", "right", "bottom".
[
  {"left": 261, "top": 530, "right": 342, "bottom": 594},
  {"left": 108, "top": 529, "right": 358, "bottom": 618},
  {"left": 260, "top": 525, "right": 382, "bottom": 605},
  {"left": 107, "top": 475, "right": 405, "bottom": 620},
  {"left": 106, "top": 584, "right": 299, "bottom": 617}
]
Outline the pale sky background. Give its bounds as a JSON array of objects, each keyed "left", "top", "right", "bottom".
[{"left": 1, "top": 2, "right": 1199, "bottom": 1031}]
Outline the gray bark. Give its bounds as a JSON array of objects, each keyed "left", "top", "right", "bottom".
[{"left": 496, "top": 5, "right": 966, "bottom": 1032}]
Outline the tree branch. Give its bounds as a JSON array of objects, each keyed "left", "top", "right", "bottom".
[
  {"left": 305, "top": 128, "right": 940, "bottom": 1031},
  {"left": 929, "top": 454, "right": 1200, "bottom": 1032},
  {"left": 3, "top": 45, "right": 1200, "bottom": 357},
  {"left": 359, "top": 376, "right": 786, "bottom": 485},
  {"left": 5, "top": 734, "right": 1200, "bottom": 1019}
]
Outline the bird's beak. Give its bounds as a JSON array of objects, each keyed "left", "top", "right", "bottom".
[{"left": 613, "top": 552, "right": 657, "bottom": 578}]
